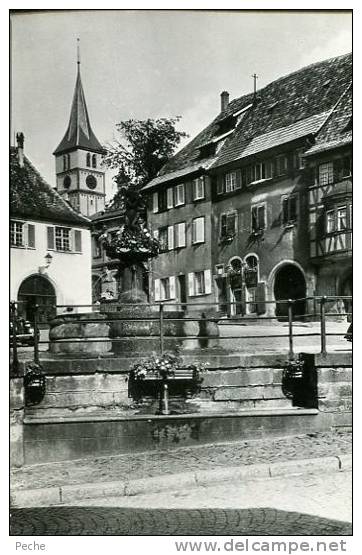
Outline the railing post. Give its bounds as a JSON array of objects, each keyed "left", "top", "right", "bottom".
[
  {"left": 320, "top": 296, "right": 327, "bottom": 355},
  {"left": 288, "top": 299, "right": 294, "bottom": 360},
  {"left": 159, "top": 303, "right": 164, "bottom": 355},
  {"left": 10, "top": 302, "right": 19, "bottom": 371},
  {"left": 33, "top": 304, "right": 40, "bottom": 365}
]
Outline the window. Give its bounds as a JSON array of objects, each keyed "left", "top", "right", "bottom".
[
  {"left": 193, "top": 177, "right": 205, "bottom": 200},
  {"left": 275, "top": 155, "right": 287, "bottom": 177},
  {"left": 251, "top": 204, "right": 266, "bottom": 231},
  {"left": 92, "top": 154, "right": 97, "bottom": 168},
  {"left": 174, "top": 183, "right": 185, "bottom": 206},
  {"left": 194, "top": 271, "right": 205, "bottom": 295},
  {"left": 55, "top": 227, "right": 71, "bottom": 251},
  {"left": 319, "top": 162, "right": 334, "bottom": 186},
  {"left": 158, "top": 189, "right": 168, "bottom": 212},
  {"left": 160, "top": 278, "right": 170, "bottom": 300},
  {"left": 188, "top": 269, "right": 212, "bottom": 296},
  {"left": 326, "top": 210, "right": 335, "bottom": 234},
  {"left": 334, "top": 156, "right": 352, "bottom": 180},
  {"left": 254, "top": 162, "right": 265, "bottom": 182},
  {"left": 167, "top": 187, "right": 174, "bottom": 209},
  {"left": 220, "top": 213, "right": 237, "bottom": 238},
  {"left": 93, "top": 236, "right": 101, "bottom": 258},
  {"left": 158, "top": 227, "right": 169, "bottom": 251},
  {"left": 282, "top": 195, "right": 298, "bottom": 226},
  {"left": 10, "top": 221, "right": 24, "bottom": 247},
  {"left": 175, "top": 222, "right": 186, "bottom": 248},
  {"left": 154, "top": 276, "right": 176, "bottom": 301},
  {"left": 337, "top": 207, "right": 347, "bottom": 231},
  {"left": 265, "top": 160, "right": 274, "bottom": 179},
  {"left": 192, "top": 217, "right": 205, "bottom": 244},
  {"left": 63, "top": 155, "right": 67, "bottom": 171},
  {"left": 225, "top": 171, "right": 237, "bottom": 192},
  {"left": 86, "top": 153, "right": 91, "bottom": 167},
  {"left": 294, "top": 148, "right": 306, "bottom": 170}
]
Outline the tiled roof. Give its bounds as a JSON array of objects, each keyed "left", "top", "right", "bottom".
[
  {"left": 304, "top": 86, "right": 352, "bottom": 156},
  {"left": 10, "top": 148, "right": 90, "bottom": 226},
  {"left": 143, "top": 158, "right": 217, "bottom": 191},
  {"left": 212, "top": 53, "right": 351, "bottom": 169},
  {"left": 238, "top": 111, "right": 330, "bottom": 159},
  {"left": 53, "top": 69, "right": 105, "bottom": 155},
  {"left": 144, "top": 52, "right": 351, "bottom": 187}
]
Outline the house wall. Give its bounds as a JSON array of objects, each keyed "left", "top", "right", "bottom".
[
  {"left": 148, "top": 176, "right": 216, "bottom": 310},
  {"left": 10, "top": 219, "right": 92, "bottom": 310}
]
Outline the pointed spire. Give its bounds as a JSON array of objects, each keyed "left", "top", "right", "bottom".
[{"left": 53, "top": 41, "right": 105, "bottom": 155}]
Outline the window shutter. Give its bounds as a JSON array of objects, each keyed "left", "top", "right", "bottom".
[
  {"left": 153, "top": 192, "right": 159, "bottom": 213},
  {"left": 47, "top": 226, "right": 55, "bottom": 250},
  {"left": 179, "top": 184, "right": 185, "bottom": 204},
  {"left": 167, "top": 187, "right": 174, "bottom": 209},
  {"left": 27, "top": 224, "right": 35, "bottom": 248},
  {"left": 220, "top": 214, "right": 227, "bottom": 237},
  {"left": 259, "top": 205, "right": 266, "bottom": 229},
  {"left": 168, "top": 225, "right": 174, "bottom": 250},
  {"left": 74, "top": 229, "right": 82, "bottom": 252},
  {"left": 154, "top": 279, "right": 161, "bottom": 301},
  {"left": 188, "top": 273, "right": 195, "bottom": 297},
  {"left": 198, "top": 217, "right": 205, "bottom": 242},
  {"left": 235, "top": 169, "right": 242, "bottom": 189},
  {"left": 227, "top": 213, "right": 236, "bottom": 234},
  {"left": 153, "top": 228, "right": 159, "bottom": 240},
  {"left": 169, "top": 276, "right": 176, "bottom": 299},
  {"left": 282, "top": 198, "right": 289, "bottom": 225},
  {"left": 178, "top": 222, "right": 186, "bottom": 247},
  {"left": 217, "top": 175, "right": 224, "bottom": 195},
  {"left": 204, "top": 269, "right": 212, "bottom": 294}
]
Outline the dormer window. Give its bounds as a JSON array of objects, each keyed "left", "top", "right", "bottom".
[
  {"left": 198, "top": 143, "right": 216, "bottom": 159},
  {"left": 86, "top": 153, "right": 91, "bottom": 167},
  {"left": 92, "top": 154, "right": 97, "bottom": 168}
]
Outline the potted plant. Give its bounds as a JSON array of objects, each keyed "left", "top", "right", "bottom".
[{"left": 128, "top": 352, "right": 208, "bottom": 414}]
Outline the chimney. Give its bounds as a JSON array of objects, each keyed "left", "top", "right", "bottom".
[
  {"left": 220, "top": 91, "right": 229, "bottom": 112},
  {"left": 16, "top": 132, "right": 25, "bottom": 168}
]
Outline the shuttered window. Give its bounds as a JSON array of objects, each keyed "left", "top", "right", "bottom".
[
  {"left": 10, "top": 221, "right": 24, "bottom": 247},
  {"left": 193, "top": 177, "right": 205, "bottom": 200},
  {"left": 167, "top": 188, "right": 174, "bottom": 209},
  {"left": 175, "top": 222, "right": 186, "bottom": 248},
  {"left": 251, "top": 204, "right": 266, "bottom": 231},
  {"left": 153, "top": 192, "right": 159, "bottom": 213},
  {"left": 192, "top": 217, "right": 205, "bottom": 244},
  {"left": 188, "top": 269, "right": 212, "bottom": 296},
  {"left": 167, "top": 226, "right": 174, "bottom": 250},
  {"left": 282, "top": 195, "right": 298, "bottom": 226},
  {"left": 74, "top": 230, "right": 82, "bottom": 252},
  {"left": 27, "top": 224, "right": 35, "bottom": 248},
  {"left": 220, "top": 213, "right": 236, "bottom": 238},
  {"left": 174, "top": 184, "right": 185, "bottom": 206},
  {"left": 47, "top": 226, "right": 55, "bottom": 250}
]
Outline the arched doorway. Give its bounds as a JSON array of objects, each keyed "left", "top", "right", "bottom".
[
  {"left": 274, "top": 264, "right": 306, "bottom": 319},
  {"left": 229, "top": 258, "right": 243, "bottom": 316},
  {"left": 244, "top": 255, "right": 259, "bottom": 315},
  {"left": 17, "top": 275, "right": 56, "bottom": 324}
]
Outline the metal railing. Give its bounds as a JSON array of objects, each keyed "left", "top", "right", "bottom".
[{"left": 10, "top": 296, "right": 352, "bottom": 367}]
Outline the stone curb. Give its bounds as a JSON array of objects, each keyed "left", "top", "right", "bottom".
[{"left": 11, "top": 454, "right": 351, "bottom": 508}]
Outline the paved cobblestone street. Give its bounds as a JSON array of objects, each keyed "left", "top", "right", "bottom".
[
  {"left": 10, "top": 469, "right": 352, "bottom": 536},
  {"left": 10, "top": 506, "right": 352, "bottom": 536},
  {"left": 11, "top": 432, "right": 351, "bottom": 491}
]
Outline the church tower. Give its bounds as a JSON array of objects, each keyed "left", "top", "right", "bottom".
[{"left": 53, "top": 42, "right": 106, "bottom": 217}]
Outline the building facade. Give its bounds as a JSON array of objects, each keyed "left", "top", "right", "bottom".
[
  {"left": 144, "top": 53, "right": 352, "bottom": 318},
  {"left": 10, "top": 137, "right": 92, "bottom": 322}
]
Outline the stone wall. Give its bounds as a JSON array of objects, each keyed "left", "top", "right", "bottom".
[{"left": 10, "top": 351, "right": 352, "bottom": 466}]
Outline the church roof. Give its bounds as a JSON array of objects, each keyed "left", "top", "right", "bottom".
[
  {"left": 53, "top": 68, "right": 105, "bottom": 155},
  {"left": 10, "top": 147, "right": 90, "bottom": 226}
]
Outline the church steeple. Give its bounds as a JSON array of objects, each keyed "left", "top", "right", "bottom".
[
  {"left": 53, "top": 44, "right": 104, "bottom": 156},
  {"left": 53, "top": 41, "right": 106, "bottom": 217}
]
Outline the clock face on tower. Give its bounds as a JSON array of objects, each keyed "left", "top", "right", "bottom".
[
  {"left": 63, "top": 175, "right": 71, "bottom": 189},
  {"left": 86, "top": 174, "right": 97, "bottom": 190}
]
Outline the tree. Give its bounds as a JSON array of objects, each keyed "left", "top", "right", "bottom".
[
  {"left": 100, "top": 117, "right": 187, "bottom": 302},
  {"left": 103, "top": 117, "right": 188, "bottom": 195}
]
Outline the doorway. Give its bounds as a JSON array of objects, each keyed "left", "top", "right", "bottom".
[
  {"left": 274, "top": 264, "right": 306, "bottom": 319},
  {"left": 17, "top": 275, "right": 56, "bottom": 324},
  {"left": 177, "top": 275, "right": 187, "bottom": 311}
]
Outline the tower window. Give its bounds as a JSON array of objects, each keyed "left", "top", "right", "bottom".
[
  {"left": 63, "top": 155, "right": 66, "bottom": 171},
  {"left": 86, "top": 175, "right": 97, "bottom": 189},
  {"left": 63, "top": 175, "right": 71, "bottom": 189},
  {"left": 86, "top": 153, "right": 91, "bottom": 167},
  {"left": 92, "top": 154, "right": 97, "bottom": 168}
]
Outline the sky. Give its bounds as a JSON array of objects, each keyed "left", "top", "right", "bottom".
[{"left": 10, "top": 9, "right": 352, "bottom": 199}]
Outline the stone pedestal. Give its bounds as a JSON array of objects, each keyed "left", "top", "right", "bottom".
[{"left": 49, "top": 313, "right": 111, "bottom": 355}]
